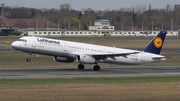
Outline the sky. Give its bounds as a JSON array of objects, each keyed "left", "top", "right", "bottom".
[{"left": 0, "top": 0, "right": 180, "bottom": 10}]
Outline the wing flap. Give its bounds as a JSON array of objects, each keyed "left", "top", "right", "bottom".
[
  {"left": 92, "top": 52, "right": 139, "bottom": 57},
  {"left": 152, "top": 57, "right": 166, "bottom": 60}
]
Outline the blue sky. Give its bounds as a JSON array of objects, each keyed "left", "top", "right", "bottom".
[{"left": 0, "top": 0, "right": 180, "bottom": 10}]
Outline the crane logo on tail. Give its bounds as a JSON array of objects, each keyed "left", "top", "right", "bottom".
[{"left": 154, "top": 37, "right": 163, "bottom": 48}]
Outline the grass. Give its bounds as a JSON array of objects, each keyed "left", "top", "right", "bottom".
[
  {"left": 1, "top": 76, "right": 180, "bottom": 85},
  {"left": 0, "top": 77, "right": 180, "bottom": 101}
]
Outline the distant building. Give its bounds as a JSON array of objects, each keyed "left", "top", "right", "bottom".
[
  {"left": 174, "top": 4, "right": 180, "bottom": 10},
  {"left": 0, "top": 16, "right": 58, "bottom": 29},
  {"left": 89, "top": 16, "right": 114, "bottom": 35}
]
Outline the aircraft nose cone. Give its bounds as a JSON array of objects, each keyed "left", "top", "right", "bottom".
[{"left": 11, "top": 42, "right": 18, "bottom": 49}]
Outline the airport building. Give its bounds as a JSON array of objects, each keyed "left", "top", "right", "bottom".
[
  {"left": 174, "top": 4, "right": 180, "bottom": 10},
  {"left": 0, "top": 16, "right": 57, "bottom": 29},
  {"left": 89, "top": 16, "right": 114, "bottom": 35}
]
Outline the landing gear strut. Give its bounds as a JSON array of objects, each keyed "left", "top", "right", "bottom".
[
  {"left": 78, "top": 64, "right": 84, "bottom": 70},
  {"left": 26, "top": 53, "right": 32, "bottom": 62}
]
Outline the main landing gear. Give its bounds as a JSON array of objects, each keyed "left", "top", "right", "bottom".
[
  {"left": 77, "top": 64, "right": 100, "bottom": 71},
  {"left": 78, "top": 64, "right": 84, "bottom": 70},
  {"left": 26, "top": 53, "right": 32, "bottom": 62},
  {"left": 93, "top": 65, "right": 100, "bottom": 71}
]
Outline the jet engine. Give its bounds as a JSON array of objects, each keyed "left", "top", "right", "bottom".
[
  {"left": 77, "top": 55, "right": 96, "bottom": 64},
  {"left": 53, "top": 56, "right": 74, "bottom": 63}
]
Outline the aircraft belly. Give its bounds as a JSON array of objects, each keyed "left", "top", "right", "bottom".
[{"left": 37, "top": 49, "right": 68, "bottom": 57}]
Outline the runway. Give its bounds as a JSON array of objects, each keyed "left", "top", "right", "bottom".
[{"left": 0, "top": 66, "right": 180, "bottom": 78}]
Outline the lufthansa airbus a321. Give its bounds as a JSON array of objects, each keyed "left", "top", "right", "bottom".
[{"left": 11, "top": 31, "right": 167, "bottom": 71}]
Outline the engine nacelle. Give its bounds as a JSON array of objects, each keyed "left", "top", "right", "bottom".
[
  {"left": 53, "top": 56, "right": 74, "bottom": 63},
  {"left": 77, "top": 55, "right": 96, "bottom": 64}
]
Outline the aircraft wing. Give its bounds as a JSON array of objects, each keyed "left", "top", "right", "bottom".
[
  {"left": 70, "top": 51, "right": 139, "bottom": 60},
  {"left": 91, "top": 52, "right": 139, "bottom": 60}
]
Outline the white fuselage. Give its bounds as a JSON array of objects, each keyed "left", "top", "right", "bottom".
[{"left": 11, "top": 36, "right": 166, "bottom": 65}]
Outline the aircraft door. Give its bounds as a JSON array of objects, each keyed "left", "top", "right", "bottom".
[
  {"left": 63, "top": 42, "right": 68, "bottom": 52},
  {"left": 141, "top": 52, "right": 146, "bottom": 62},
  {"left": 32, "top": 37, "right": 36, "bottom": 48},
  {"left": 103, "top": 49, "right": 107, "bottom": 53}
]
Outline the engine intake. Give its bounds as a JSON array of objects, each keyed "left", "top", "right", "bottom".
[{"left": 77, "top": 55, "right": 96, "bottom": 64}]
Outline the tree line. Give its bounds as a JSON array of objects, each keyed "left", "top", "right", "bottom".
[{"left": 1, "top": 3, "right": 180, "bottom": 31}]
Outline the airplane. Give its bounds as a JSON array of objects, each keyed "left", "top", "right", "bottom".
[{"left": 11, "top": 31, "right": 167, "bottom": 71}]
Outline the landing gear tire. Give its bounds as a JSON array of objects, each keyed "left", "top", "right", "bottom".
[
  {"left": 78, "top": 64, "right": 84, "bottom": 70},
  {"left": 26, "top": 53, "right": 32, "bottom": 62},
  {"left": 26, "top": 58, "right": 31, "bottom": 62},
  {"left": 93, "top": 65, "right": 100, "bottom": 71}
]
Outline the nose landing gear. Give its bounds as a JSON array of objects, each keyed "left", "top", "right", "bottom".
[{"left": 26, "top": 53, "right": 32, "bottom": 62}]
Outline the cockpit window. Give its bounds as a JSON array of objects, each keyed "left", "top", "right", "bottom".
[{"left": 18, "top": 39, "right": 27, "bottom": 42}]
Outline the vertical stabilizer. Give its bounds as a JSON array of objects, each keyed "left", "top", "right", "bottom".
[{"left": 143, "top": 31, "right": 167, "bottom": 54}]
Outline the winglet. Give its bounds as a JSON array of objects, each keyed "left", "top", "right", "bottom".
[{"left": 143, "top": 31, "right": 167, "bottom": 54}]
